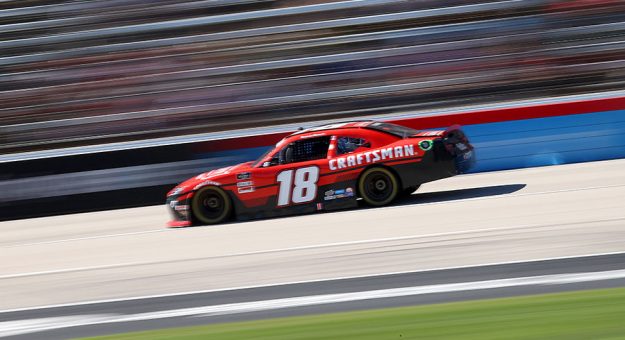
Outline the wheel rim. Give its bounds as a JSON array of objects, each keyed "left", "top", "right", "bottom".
[
  {"left": 195, "top": 189, "right": 227, "bottom": 222},
  {"left": 364, "top": 172, "right": 393, "bottom": 202}
]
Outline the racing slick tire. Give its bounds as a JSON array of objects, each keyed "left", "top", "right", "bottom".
[
  {"left": 191, "top": 186, "right": 232, "bottom": 225},
  {"left": 358, "top": 167, "right": 400, "bottom": 206}
]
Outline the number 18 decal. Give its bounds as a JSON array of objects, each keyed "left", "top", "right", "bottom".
[{"left": 276, "top": 166, "right": 319, "bottom": 206}]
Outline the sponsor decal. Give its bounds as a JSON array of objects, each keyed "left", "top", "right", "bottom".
[
  {"left": 169, "top": 200, "right": 178, "bottom": 208},
  {"left": 419, "top": 140, "right": 433, "bottom": 151},
  {"left": 237, "top": 181, "right": 254, "bottom": 187},
  {"left": 238, "top": 186, "right": 255, "bottom": 194},
  {"left": 316, "top": 203, "right": 323, "bottom": 210},
  {"left": 174, "top": 205, "right": 189, "bottom": 211},
  {"left": 193, "top": 180, "right": 222, "bottom": 190},
  {"left": 325, "top": 187, "right": 355, "bottom": 200},
  {"left": 329, "top": 144, "right": 416, "bottom": 171},
  {"left": 341, "top": 187, "right": 355, "bottom": 198},
  {"left": 237, "top": 172, "right": 251, "bottom": 180}
]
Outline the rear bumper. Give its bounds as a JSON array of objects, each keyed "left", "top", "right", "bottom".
[
  {"left": 426, "top": 132, "right": 475, "bottom": 176},
  {"left": 454, "top": 146, "right": 475, "bottom": 174},
  {"left": 443, "top": 126, "right": 475, "bottom": 174}
]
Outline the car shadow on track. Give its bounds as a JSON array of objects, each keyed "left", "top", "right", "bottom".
[
  {"left": 179, "top": 184, "right": 528, "bottom": 228},
  {"left": 227, "top": 184, "right": 528, "bottom": 226},
  {"left": 389, "top": 183, "right": 527, "bottom": 208}
]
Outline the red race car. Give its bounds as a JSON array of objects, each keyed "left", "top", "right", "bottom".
[{"left": 166, "top": 121, "right": 474, "bottom": 227}]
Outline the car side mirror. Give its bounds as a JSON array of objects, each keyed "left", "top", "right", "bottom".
[{"left": 262, "top": 161, "right": 272, "bottom": 168}]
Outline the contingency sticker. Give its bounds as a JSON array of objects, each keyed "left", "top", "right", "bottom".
[
  {"left": 237, "top": 172, "right": 251, "bottom": 180},
  {"left": 238, "top": 187, "right": 255, "bottom": 194},
  {"left": 324, "top": 187, "right": 354, "bottom": 200}
]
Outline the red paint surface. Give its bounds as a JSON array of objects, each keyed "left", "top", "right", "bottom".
[
  {"left": 169, "top": 127, "right": 439, "bottom": 226},
  {"left": 167, "top": 220, "right": 192, "bottom": 227}
]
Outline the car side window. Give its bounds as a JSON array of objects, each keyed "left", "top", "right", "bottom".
[
  {"left": 278, "top": 136, "right": 331, "bottom": 164},
  {"left": 336, "top": 137, "right": 369, "bottom": 155}
]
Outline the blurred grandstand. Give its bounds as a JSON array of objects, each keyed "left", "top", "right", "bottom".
[{"left": 1, "top": 0, "right": 624, "bottom": 153}]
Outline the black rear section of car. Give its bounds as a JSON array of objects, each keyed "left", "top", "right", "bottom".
[
  {"left": 442, "top": 127, "right": 475, "bottom": 174},
  {"left": 395, "top": 126, "right": 475, "bottom": 190}
]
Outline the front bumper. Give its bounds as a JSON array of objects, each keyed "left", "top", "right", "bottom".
[{"left": 166, "top": 194, "right": 193, "bottom": 227}]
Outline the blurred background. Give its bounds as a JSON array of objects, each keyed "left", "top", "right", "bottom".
[
  {"left": 1, "top": 0, "right": 624, "bottom": 153},
  {"left": 1, "top": 0, "right": 624, "bottom": 219},
  {"left": 2, "top": 3, "right": 625, "bottom": 338}
]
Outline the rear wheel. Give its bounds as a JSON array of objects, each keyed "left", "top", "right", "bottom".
[
  {"left": 358, "top": 167, "right": 399, "bottom": 206},
  {"left": 191, "top": 186, "right": 232, "bottom": 225}
]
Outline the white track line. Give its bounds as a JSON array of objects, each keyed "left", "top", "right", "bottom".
[
  {"left": 3, "top": 217, "right": 624, "bottom": 281},
  {"left": 2, "top": 268, "right": 625, "bottom": 337},
  {"left": 3, "top": 229, "right": 165, "bottom": 248},
  {"left": 2, "top": 250, "right": 624, "bottom": 314},
  {"left": 0, "top": 261, "right": 149, "bottom": 280}
]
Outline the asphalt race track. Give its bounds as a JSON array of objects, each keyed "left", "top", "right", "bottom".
[
  {"left": 3, "top": 253, "right": 625, "bottom": 339},
  {"left": 1, "top": 159, "right": 624, "bottom": 338}
]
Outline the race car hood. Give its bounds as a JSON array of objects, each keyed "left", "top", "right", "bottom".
[{"left": 167, "top": 161, "right": 253, "bottom": 197}]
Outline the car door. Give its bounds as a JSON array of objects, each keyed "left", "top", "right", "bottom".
[
  {"left": 251, "top": 136, "right": 332, "bottom": 214},
  {"left": 321, "top": 134, "right": 372, "bottom": 207}
]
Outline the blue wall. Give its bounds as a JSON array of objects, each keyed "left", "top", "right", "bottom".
[{"left": 465, "top": 110, "right": 625, "bottom": 172}]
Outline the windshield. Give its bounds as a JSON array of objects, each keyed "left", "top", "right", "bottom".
[
  {"left": 367, "top": 122, "right": 421, "bottom": 138},
  {"left": 252, "top": 146, "right": 275, "bottom": 167}
]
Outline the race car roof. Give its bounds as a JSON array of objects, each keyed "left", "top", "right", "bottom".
[{"left": 288, "top": 120, "right": 375, "bottom": 137}]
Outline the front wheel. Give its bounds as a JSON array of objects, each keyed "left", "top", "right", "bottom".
[
  {"left": 358, "top": 167, "right": 399, "bottom": 206},
  {"left": 191, "top": 186, "right": 232, "bottom": 225}
]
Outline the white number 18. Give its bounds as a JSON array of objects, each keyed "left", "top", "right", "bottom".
[{"left": 276, "top": 166, "right": 319, "bottom": 206}]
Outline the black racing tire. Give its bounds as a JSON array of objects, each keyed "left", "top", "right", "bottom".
[
  {"left": 402, "top": 185, "right": 421, "bottom": 197},
  {"left": 191, "top": 186, "right": 232, "bottom": 225},
  {"left": 358, "top": 167, "right": 400, "bottom": 206}
]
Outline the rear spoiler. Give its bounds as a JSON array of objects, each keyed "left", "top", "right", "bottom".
[{"left": 409, "top": 124, "right": 463, "bottom": 138}]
